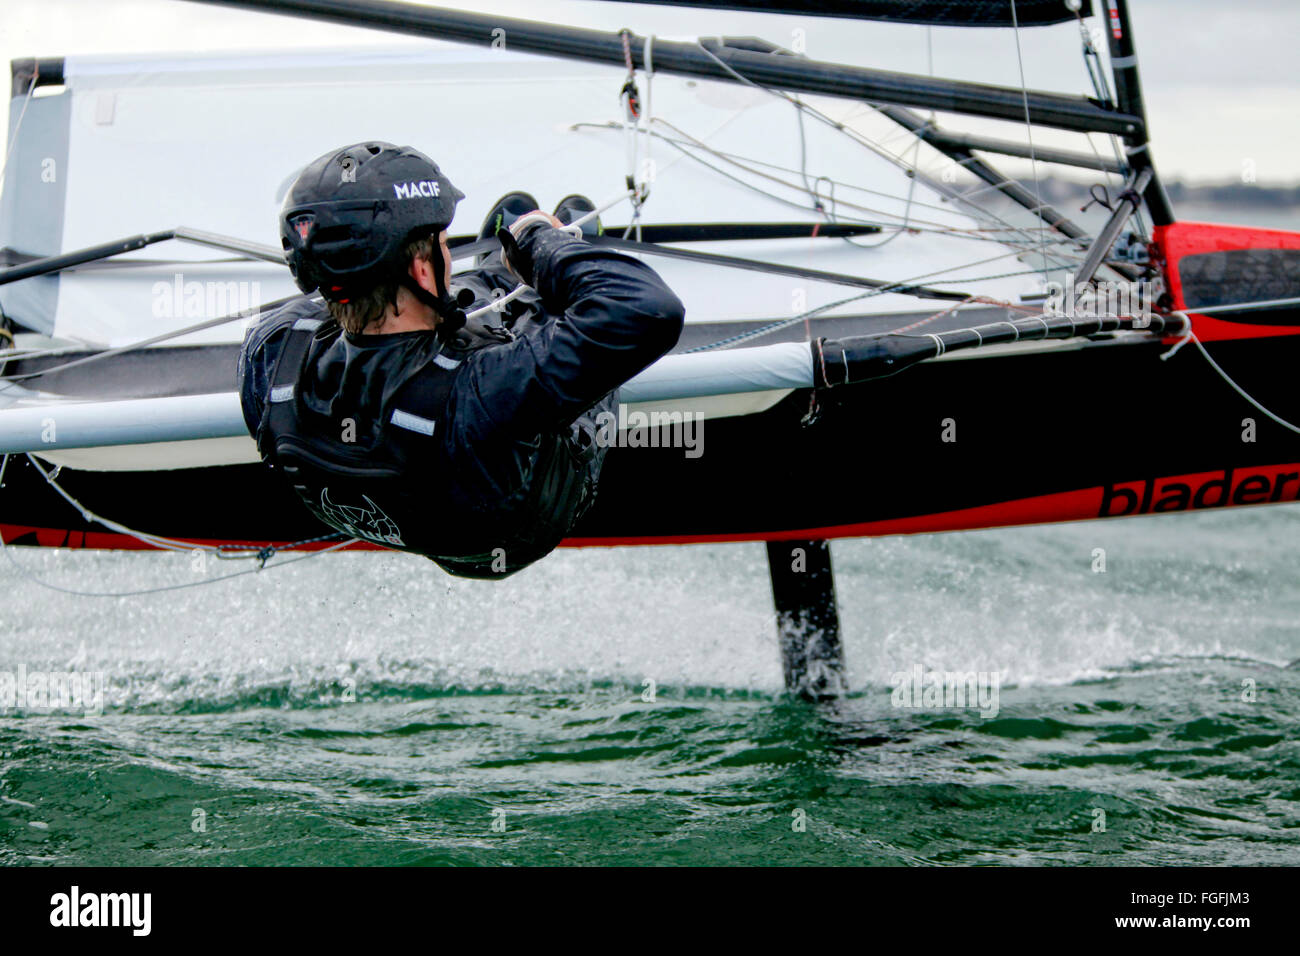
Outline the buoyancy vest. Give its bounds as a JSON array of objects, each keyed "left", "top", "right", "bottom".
[{"left": 254, "top": 310, "right": 598, "bottom": 577}]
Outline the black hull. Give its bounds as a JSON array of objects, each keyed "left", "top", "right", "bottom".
[{"left": 5, "top": 329, "right": 1300, "bottom": 551}]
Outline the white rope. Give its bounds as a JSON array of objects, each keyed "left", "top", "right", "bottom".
[
  {"left": 560, "top": 189, "right": 632, "bottom": 235},
  {"left": 621, "top": 119, "right": 1085, "bottom": 263},
  {"left": 857, "top": 23, "right": 930, "bottom": 249},
  {"left": 0, "top": 294, "right": 297, "bottom": 384},
  {"left": 0, "top": 529, "right": 354, "bottom": 598},
  {"left": 468, "top": 283, "right": 530, "bottom": 319},
  {"left": 643, "top": 34, "right": 656, "bottom": 217},
  {"left": 1158, "top": 312, "right": 1193, "bottom": 359},
  {"left": 646, "top": 118, "right": 965, "bottom": 219},
  {"left": 0, "top": 67, "right": 39, "bottom": 192},
  {"left": 21, "top": 452, "right": 352, "bottom": 555},
  {"left": 635, "top": 119, "right": 968, "bottom": 228},
  {"left": 1010, "top": 0, "right": 1051, "bottom": 282},
  {"left": 8, "top": 186, "right": 628, "bottom": 368},
  {"left": 0, "top": 453, "right": 358, "bottom": 597},
  {"left": 1162, "top": 326, "right": 1300, "bottom": 436},
  {"left": 661, "top": 44, "right": 1081, "bottom": 260},
  {"left": 466, "top": 188, "right": 636, "bottom": 321},
  {"left": 624, "top": 90, "right": 639, "bottom": 215},
  {"left": 617, "top": 28, "right": 648, "bottom": 242}
]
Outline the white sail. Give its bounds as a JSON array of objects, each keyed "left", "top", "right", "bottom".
[{"left": 2, "top": 42, "right": 1040, "bottom": 348}]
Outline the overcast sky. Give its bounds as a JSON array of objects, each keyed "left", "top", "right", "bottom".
[{"left": 2, "top": 0, "right": 1296, "bottom": 183}]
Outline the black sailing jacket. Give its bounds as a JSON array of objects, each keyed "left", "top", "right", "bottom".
[{"left": 237, "top": 223, "right": 685, "bottom": 577}]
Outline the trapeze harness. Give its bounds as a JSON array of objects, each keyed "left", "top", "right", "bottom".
[{"left": 253, "top": 310, "right": 599, "bottom": 578}]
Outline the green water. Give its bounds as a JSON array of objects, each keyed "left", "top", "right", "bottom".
[{"left": 2, "top": 507, "right": 1299, "bottom": 865}]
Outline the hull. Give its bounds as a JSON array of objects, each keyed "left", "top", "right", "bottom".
[
  {"left": 5, "top": 324, "right": 1299, "bottom": 550},
  {"left": 1, "top": 28, "right": 1296, "bottom": 556}
]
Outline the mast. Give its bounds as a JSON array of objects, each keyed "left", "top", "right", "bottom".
[{"left": 1104, "top": 0, "right": 1174, "bottom": 225}]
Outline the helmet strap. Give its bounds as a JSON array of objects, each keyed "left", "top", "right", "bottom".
[{"left": 400, "top": 268, "right": 466, "bottom": 340}]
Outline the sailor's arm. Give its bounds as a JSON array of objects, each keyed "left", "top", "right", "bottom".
[{"left": 458, "top": 220, "right": 685, "bottom": 437}]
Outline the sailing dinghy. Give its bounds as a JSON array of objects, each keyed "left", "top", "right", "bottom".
[{"left": 2, "top": 0, "right": 1298, "bottom": 695}]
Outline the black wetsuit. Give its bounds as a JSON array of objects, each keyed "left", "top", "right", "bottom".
[{"left": 237, "top": 223, "right": 684, "bottom": 578}]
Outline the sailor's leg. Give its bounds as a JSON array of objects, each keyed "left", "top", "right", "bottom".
[
  {"left": 567, "top": 390, "right": 619, "bottom": 523},
  {"left": 474, "top": 191, "right": 541, "bottom": 267}
]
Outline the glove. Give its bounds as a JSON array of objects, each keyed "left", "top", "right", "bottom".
[{"left": 497, "top": 211, "right": 558, "bottom": 287}]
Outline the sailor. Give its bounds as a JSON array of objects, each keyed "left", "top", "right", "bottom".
[{"left": 237, "top": 142, "right": 684, "bottom": 578}]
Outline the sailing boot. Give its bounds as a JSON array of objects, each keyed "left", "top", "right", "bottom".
[
  {"left": 477, "top": 191, "right": 541, "bottom": 267},
  {"left": 553, "top": 194, "right": 602, "bottom": 238}
]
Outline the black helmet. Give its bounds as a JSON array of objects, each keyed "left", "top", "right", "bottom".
[{"left": 280, "top": 142, "right": 465, "bottom": 305}]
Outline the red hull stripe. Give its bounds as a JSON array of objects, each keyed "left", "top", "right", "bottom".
[
  {"left": 569, "top": 461, "right": 1300, "bottom": 546},
  {"left": 6, "top": 462, "right": 1300, "bottom": 553}
]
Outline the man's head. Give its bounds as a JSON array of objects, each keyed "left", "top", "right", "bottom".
[
  {"left": 324, "top": 228, "right": 454, "bottom": 334},
  {"left": 280, "top": 142, "right": 464, "bottom": 334}
]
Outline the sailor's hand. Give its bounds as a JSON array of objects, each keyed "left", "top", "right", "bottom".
[{"left": 499, "top": 211, "right": 562, "bottom": 286}]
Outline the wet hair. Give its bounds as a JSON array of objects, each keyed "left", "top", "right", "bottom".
[{"left": 326, "top": 233, "right": 440, "bottom": 335}]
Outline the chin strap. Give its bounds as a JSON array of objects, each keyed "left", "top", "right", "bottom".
[
  {"left": 400, "top": 231, "right": 468, "bottom": 341},
  {"left": 400, "top": 273, "right": 466, "bottom": 341},
  {"left": 330, "top": 229, "right": 478, "bottom": 339}
]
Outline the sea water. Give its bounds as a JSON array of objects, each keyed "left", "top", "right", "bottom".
[{"left": 1, "top": 505, "right": 1297, "bottom": 865}]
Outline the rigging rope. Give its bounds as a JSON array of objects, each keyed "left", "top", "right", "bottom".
[
  {"left": 610, "top": 119, "right": 1088, "bottom": 263},
  {"left": 1074, "top": 6, "right": 1146, "bottom": 241},
  {"left": 0, "top": 65, "right": 38, "bottom": 194},
  {"left": 0, "top": 66, "right": 40, "bottom": 333},
  {"left": 688, "top": 38, "right": 1085, "bottom": 263},
  {"left": 0, "top": 190, "right": 633, "bottom": 378},
  {"left": 0, "top": 452, "right": 357, "bottom": 597},
  {"left": 683, "top": 265, "right": 1054, "bottom": 353},
  {"left": 20, "top": 452, "right": 350, "bottom": 557},
  {"left": 0, "top": 221, "right": 1066, "bottom": 383},
  {"left": 1160, "top": 325, "right": 1300, "bottom": 436},
  {"left": 3, "top": 43, "right": 1099, "bottom": 384},
  {"left": 0, "top": 294, "right": 300, "bottom": 383},
  {"left": 3, "top": 184, "right": 1062, "bottom": 384},
  {"left": 618, "top": 29, "right": 652, "bottom": 241},
  {"left": 641, "top": 118, "right": 967, "bottom": 226},
  {"left": 1010, "top": 0, "right": 1051, "bottom": 281},
  {"left": 831, "top": 24, "right": 934, "bottom": 251},
  {"left": 643, "top": 33, "right": 656, "bottom": 230},
  {"left": 692, "top": 39, "right": 946, "bottom": 200},
  {"left": 1077, "top": 15, "right": 1126, "bottom": 179}
]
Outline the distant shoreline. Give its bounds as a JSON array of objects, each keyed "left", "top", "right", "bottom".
[
  {"left": 1026, "top": 176, "right": 1300, "bottom": 210},
  {"left": 1165, "top": 181, "right": 1300, "bottom": 209}
]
